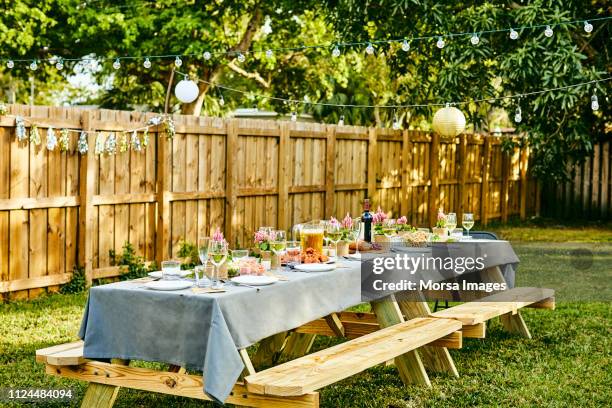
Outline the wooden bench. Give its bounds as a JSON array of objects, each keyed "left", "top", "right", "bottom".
[
  {"left": 245, "top": 317, "right": 462, "bottom": 397},
  {"left": 430, "top": 287, "right": 555, "bottom": 339}
]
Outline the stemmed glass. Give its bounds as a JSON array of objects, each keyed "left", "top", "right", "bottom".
[
  {"left": 351, "top": 218, "right": 363, "bottom": 256},
  {"left": 325, "top": 222, "right": 342, "bottom": 258},
  {"left": 446, "top": 213, "right": 457, "bottom": 235},
  {"left": 208, "top": 240, "right": 228, "bottom": 289},
  {"left": 462, "top": 213, "right": 474, "bottom": 238},
  {"left": 271, "top": 230, "right": 287, "bottom": 270},
  {"left": 197, "top": 236, "right": 211, "bottom": 287},
  {"left": 382, "top": 219, "right": 397, "bottom": 238}
]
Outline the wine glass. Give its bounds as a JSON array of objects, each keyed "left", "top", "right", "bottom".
[
  {"left": 198, "top": 236, "right": 210, "bottom": 266},
  {"left": 382, "top": 219, "right": 397, "bottom": 238},
  {"left": 462, "top": 213, "right": 474, "bottom": 238},
  {"left": 351, "top": 218, "right": 363, "bottom": 256},
  {"left": 446, "top": 213, "right": 457, "bottom": 235},
  {"left": 271, "top": 230, "right": 287, "bottom": 270},
  {"left": 208, "top": 240, "right": 228, "bottom": 289},
  {"left": 286, "top": 240, "right": 301, "bottom": 264},
  {"left": 325, "top": 222, "right": 342, "bottom": 258}
]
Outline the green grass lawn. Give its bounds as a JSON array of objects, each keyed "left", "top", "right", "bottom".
[{"left": 1, "top": 222, "right": 611, "bottom": 407}]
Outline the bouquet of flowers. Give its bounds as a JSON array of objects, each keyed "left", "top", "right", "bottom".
[
  {"left": 435, "top": 208, "right": 447, "bottom": 228},
  {"left": 395, "top": 215, "right": 415, "bottom": 232},
  {"left": 254, "top": 229, "right": 275, "bottom": 252},
  {"left": 372, "top": 206, "right": 387, "bottom": 234},
  {"left": 213, "top": 227, "right": 228, "bottom": 245},
  {"left": 340, "top": 213, "right": 354, "bottom": 241}
]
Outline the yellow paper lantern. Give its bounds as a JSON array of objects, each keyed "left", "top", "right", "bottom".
[{"left": 432, "top": 105, "right": 466, "bottom": 137}]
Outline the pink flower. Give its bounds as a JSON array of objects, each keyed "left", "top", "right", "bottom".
[
  {"left": 437, "top": 208, "right": 446, "bottom": 221},
  {"left": 212, "top": 227, "right": 225, "bottom": 243},
  {"left": 372, "top": 206, "right": 387, "bottom": 224},
  {"left": 329, "top": 216, "right": 341, "bottom": 228},
  {"left": 397, "top": 216, "right": 408, "bottom": 225},
  {"left": 341, "top": 213, "right": 353, "bottom": 229},
  {"left": 254, "top": 230, "right": 268, "bottom": 244}
]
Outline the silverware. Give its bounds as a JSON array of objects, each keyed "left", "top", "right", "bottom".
[{"left": 223, "top": 279, "right": 260, "bottom": 292}]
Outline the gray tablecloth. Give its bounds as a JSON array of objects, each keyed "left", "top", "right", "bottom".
[{"left": 78, "top": 240, "right": 518, "bottom": 403}]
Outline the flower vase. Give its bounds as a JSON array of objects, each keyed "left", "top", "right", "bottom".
[
  {"left": 271, "top": 253, "right": 281, "bottom": 269},
  {"left": 260, "top": 250, "right": 272, "bottom": 271},
  {"left": 336, "top": 241, "right": 350, "bottom": 256},
  {"left": 432, "top": 227, "right": 448, "bottom": 239}
]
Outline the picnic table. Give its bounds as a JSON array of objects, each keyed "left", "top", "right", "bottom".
[{"left": 36, "top": 239, "right": 555, "bottom": 407}]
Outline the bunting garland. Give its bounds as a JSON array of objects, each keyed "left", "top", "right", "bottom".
[
  {"left": 77, "top": 131, "right": 89, "bottom": 154},
  {"left": 46, "top": 127, "right": 58, "bottom": 151},
  {"left": 59, "top": 128, "right": 70, "bottom": 152}
]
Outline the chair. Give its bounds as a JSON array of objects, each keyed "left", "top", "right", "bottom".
[{"left": 433, "top": 231, "right": 498, "bottom": 312}]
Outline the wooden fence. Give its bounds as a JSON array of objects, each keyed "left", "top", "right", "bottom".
[
  {"left": 543, "top": 139, "right": 611, "bottom": 219},
  {"left": 0, "top": 104, "right": 538, "bottom": 299}
]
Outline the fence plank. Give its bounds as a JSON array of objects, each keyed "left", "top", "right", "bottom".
[
  {"left": 325, "top": 126, "right": 336, "bottom": 218},
  {"left": 428, "top": 133, "right": 440, "bottom": 227},
  {"left": 79, "top": 112, "right": 96, "bottom": 285}
]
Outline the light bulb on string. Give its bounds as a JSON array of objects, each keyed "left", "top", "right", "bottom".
[
  {"left": 113, "top": 58, "right": 121, "bottom": 70},
  {"left": 401, "top": 39, "right": 410, "bottom": 52},
  {"left": 265, "top": 49, "right": 273, "bottom": 58},
  {"left": 30, "top": 60, "right": 38, "bottom": 70},
  {"left": 584, "top": 21, "right": 593, "bottom": 33},
  {"left": 514, "top": 105, "right": 522, "bottom": 123},
  {"left": 392, "top": 111, "right": 401, "bottom": 130},
  {"left": 436, "top": 37, "right": 445, "bottom": 49},
  {"left": 218, "top": 94, "right": 225, "bottom": 107},
  {"left": 510, "top": 28, "right": 519, "bottom": 40},
  {"left": 7, "top": 60, "right": 14, "bottom": 69},
  {"left": 55, "top": 58, "right": 64, "bottom": 71},
  {"left": 291, "top": 110, "right": 297, "bottom": 122},
  {"left": 143, "top": 58, "right": 151, "bottom": 69},
  {"left": 338, "top": 115, "right": 345, "bottom": 126},
  {"left": 237, "top": 52, "right": 246, "bottom": 63},
  {"left": 174, "top": 56, "right": 182, "bottom": 67},
  {"left": 332, "top": 45, "right": 341, "bottom": 57},
  {"left": 365, "top": 42, "right": 375, "bottom": 55},
  {"left": 591, "top": 94, "right": 599, "bottom": 111},
  {"left": 544, "top": 25, "right": 553, "bottom": 37},
  {"left": 470, "top": 33, "right": 480, "bottom": 45},
  {"left": 203, "top": 51, "right": 211, "bottom": 60}
]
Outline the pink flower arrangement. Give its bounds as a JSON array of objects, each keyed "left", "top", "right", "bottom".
[
  {"left": 212, "top": 227, "right": 228, "bottom": 244},
  {"left": 435, "top": 208, "right": 447, "bottom": 228},
  {"left": 254, "top": 229, "right": 275, "bottom": 251},
  {"left": 329, "top": 216, "right": 341, "bottom": 228},
  {"left": 372, "top": 206, "right": 388, "bottom": 224},
  {"left": 397, "top": 216, "right": 408, "bottom": 225},
  {"left": 341, "top": 213, "right": 353, "bottom": 229}
]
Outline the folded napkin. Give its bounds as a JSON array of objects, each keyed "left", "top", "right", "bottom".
[
  {"left": 265, "top": 273, "right": 289, "bottom": 281},
  {"left": 129, "top": 277, "right": 158, "bottom": 283},
  {"left": 191, "top": 287, "right": 226, "bottom": 294}
]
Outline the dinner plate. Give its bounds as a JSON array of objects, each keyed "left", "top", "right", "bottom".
[
  {"left": 392, "top": 246, "right": 431, "bottom": 253},
  {"left": 231, "top": 275, "right": 278, "bottom": 286},
  {"left": 294, "top": 263, "right": 336, "bottom": 272},
  {"left": 148, "top": 270, "right": 192, "bottom": 279},
  {"left": 143, "top": 280, "right": 193, "bottom": 291},
  {"left": 344, "top": 253, "right": 362, "bottom": 260}
]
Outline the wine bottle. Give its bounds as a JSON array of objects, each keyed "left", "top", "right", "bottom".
[{"left": 362, "top": 199, "right": 373, "bottom": 242}]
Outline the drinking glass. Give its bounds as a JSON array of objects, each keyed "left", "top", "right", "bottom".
[
  {"left": 300, "top": 221, "right": 324, "bottom": 253},
  {"left": 161, "top": 260, "right": 181, "bottom": 280},
  {"left": 231, "top": 249, "right": 248, "bottom": 260},
  {"left": 259, "top": 226, "right": 273, "bottom": 235},
  {"left": 286, "top": 240, "right": 301, "bottom": 264},
  {"left": 194, "top": 265, "right": 210, "bottom": 288},
  {"left": 351, "top": 218, "right": 363, "bottom": 255},
  {"left": 208, "top": 241, "right": 228, "bottom": 289},
  {"left": 198, "top": 236, "right": 210, "bottom": 266},
  {"left": 446, "top": 213, "right": 457, "bottom": 233},
  {"left": 271, "top": 231, "right": 287, "bottom": 256},
  {"left": 382, "top": 219, "right": 397, "bottom": 238},
  {"left": 462, "top": 213, "right": 474, "bottom": 238},
  {"left": 325, "top": 222, "right": 342, "bottom": 258}
]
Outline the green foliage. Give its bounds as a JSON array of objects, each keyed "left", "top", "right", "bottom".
[
  {"left": 177, "top": 240, "right": 199, "bottom": 270},
  {"left": 109, "top": 242, "right": 151, "bottom": 280},
  {"left": 59, "top": 266, "right": 87, "bottom": 294}
]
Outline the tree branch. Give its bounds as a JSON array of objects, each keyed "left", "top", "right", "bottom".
[{"left": 227, "top": 61, "right": 271, "bottom": 88}]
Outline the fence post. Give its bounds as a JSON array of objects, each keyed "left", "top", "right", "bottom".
[
  {"left": 500, "top": 144, "right": 510, "bottom": 223},
  {"left": 155, "top": 120, "right": 171, "bottom": 264},
  {"left": 401, "top": 130, "right": 411, "bottom": 218},
  {"left": 519, "top": 145, "right": 529, "bottom": 221},
  {"left": 457, "top": 134, "right": 467, "bottom": 223},
  {"left": 428, "top": 132, "right": 440, "bottom": 227},
  {"left": 78, "top": 111, "right": 96, "bottom": 285},
  {"left": 277, "top": 122, "right": 290, "bottom": 231},
  {"left": 324, "top": 125, "right": 336, "bottom": 218},
  {"left": 480, "top": 136, "right": 491, "bottom": 226},
  {"left": 225, "top": 119, "right": 238, "bottom": 245},
  {"left": 367, "top": 127, "right": 378, "bottom": 203}
]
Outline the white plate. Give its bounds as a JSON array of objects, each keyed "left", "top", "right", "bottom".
[
  {"left": 148, "top": 270, "right": 191, "bottom": 279},
  {"left": 231, "top": 275, "right": 278, "bottom": 286},
  {"left": 143, "top": 280, "right": 193, "bottom": 291},
  {"left": 392, "top": 246, "right": 431, "bottom": 253},
  {"left": 345, "top": 253, "right": 362, "bottom": 260},
  {"left": 294, "top": 263, "right": 337, "bottom": 272}
]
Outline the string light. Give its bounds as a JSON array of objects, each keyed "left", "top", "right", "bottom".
[
  {"left": 338, "top": 114, "right": 345, "bottom": 126},
  {"left": 29, "top": 60, "right": 38, "bottom": 70},
  {"left": 401, "top": 39, "right": 410, "bottom": 52},
  {"left": 237, "top": 52, "right": 246, "bottom": 63},
  {"left": 291, "top": 110, "right": 297, "bottom": 122},
  {"left": 55, "top": 58, "right": 64, "bottom": 70},
  {"left": 584, "top": 21, "right": 593, "bottom": 33},
  {"left": 470, "top": 33, "right": 480, "bottom": 45},
  {"left": 544, "top": 25, "right": 554, "bottom": 37},
  {"left": 332, "top": 45, "right": 341, "bottom": 57},
  {"left": 7, "top": 60, "right": 14, "bottom": 69},
  {"left": 591, "top": 94, "right": 599, "bottom": 111},
  {"left": 265, "top": 49, "right": 273, "bottom": 58},
  {"left": 218, "top": 94, "right": 225, "bottom": 106},
  {"left": 143, "top": 57, "right": 151, "bottom": 68},
  {"left": 436, "top": 37, "right": 445, "bottom": 49},
  {"left": 113, "top": 58, "right": 121, "bottom": 69},
  {"left": 365, "top": 42, "right": 375, "bottom": 54},
  {"left": 514, "top": 105, "right": 522, "bottom": 123},
  {"left": 203, "top": 51, "right": 211, "bottom": 60},
  {"left": 174, "top": 56, "right": 182, "bottom": 67},
  {"left": 392, "top": 111, "right": 401, "bottom": 129},
  {"left": 509, "top": 28, "right": 519, "bottom": 40}
]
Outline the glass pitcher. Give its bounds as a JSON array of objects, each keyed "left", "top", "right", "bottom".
[{"left": 299, "top": 221, "right": 324, "bottom": 253}]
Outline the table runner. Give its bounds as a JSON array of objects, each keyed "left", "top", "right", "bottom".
[{"left": 78, "top": 240, "right": 518, "bottom": 403}]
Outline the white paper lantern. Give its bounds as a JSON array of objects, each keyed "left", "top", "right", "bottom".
[
  {"left": 432, "top": 106, "right": 466, "bottom": 137},
  {"left": 175, "top": 79, "right": 199, "bottom": 103}
]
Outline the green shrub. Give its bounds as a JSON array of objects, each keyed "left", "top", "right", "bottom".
[
  {"left": 110, "top": 242, "right": 151, "bottom": 280},
  {"left": 60, "top": 267, "right": 87, "bottom": 294}
]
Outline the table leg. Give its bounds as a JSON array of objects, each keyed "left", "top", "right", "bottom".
[
  {"left": 371, "top": 295, "right": 431, "bottom": 387},
  {"left": 397, "top": 295, "right": 459, "bottom": 377},
  {"left": 252, "top": 331, "right": 288, "bottom": 368},
  {"left": 280, "top": 333, "right": 316, "bottom": 360},
  {"left": 481, "top": 266, "right": 532, "bottom": 339},
  {"left": 80, "top": 359, "right": 129, "bottom": 408}
]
